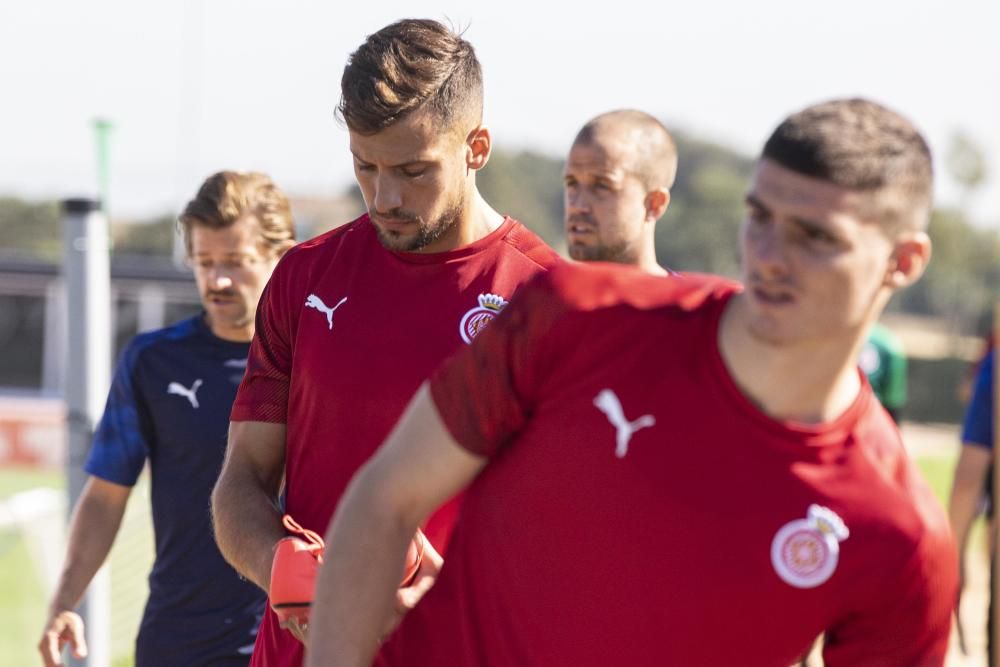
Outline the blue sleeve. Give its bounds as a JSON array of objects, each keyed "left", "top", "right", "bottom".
[
  {"left": 84, "top": 340, "right": 153, "bottom": 486},
  {"left": 961, "top": 351, "right": 994, "bottom": 450}
]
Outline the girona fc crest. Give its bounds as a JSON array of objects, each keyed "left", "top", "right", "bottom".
[
  {"left": 459, "top": 293, "right": 508, "bottom": 344},
  {"left": 770, "top": 504, "right": 849, "bottom": 589}
]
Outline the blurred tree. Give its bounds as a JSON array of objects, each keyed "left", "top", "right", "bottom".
[
  {"left": 113, "top": 214, "right": 177, "bottom": 255},
  {"left": 895, "top": 207, "right": 1000, "bottom": 333},
  {"left": 0, "top": 197, "right": 61, "bottom": 260},
  {"left": 946, "top": 131, "right": 988, "bottom": 210},
  {"left": 478, "top": 149, "right": 565, "bottom": 248}
]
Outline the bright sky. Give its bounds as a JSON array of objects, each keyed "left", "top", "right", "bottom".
[{"left": 3, "top": 0, "right": 998, "bottom": 225}]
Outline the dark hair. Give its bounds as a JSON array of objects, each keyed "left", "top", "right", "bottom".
[
  {"left": 178, "top": 171, "right": 296, "bottom": 256},
  {"left": 338, "top": 18, "right": 483, "bottom": 135},
  {"left": 763, "top": 98, "right": 933, "bottom": 230}
]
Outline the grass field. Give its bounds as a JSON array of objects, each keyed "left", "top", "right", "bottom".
[
  {"left": 0, "top": 466, "right": 148, "bottom": 667},
  {"left": 0, "top": 439, "right": 978, "bottom": 667}
]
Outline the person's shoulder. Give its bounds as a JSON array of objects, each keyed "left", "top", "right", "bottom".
[
  {"left": 537, "top": 262, "right": 739, "bottom": 314},
  {"left": 275, "top": 214, "right": 372, "bottom": 271},
  {"left": 852, "top": 410, "right": 953, "bottom": 557},
  {"left": 499, "top": 219, "right": 563, "bottom": 270},
  {"left": 115, "top": 316, "right": 202, "bottom": 374}
]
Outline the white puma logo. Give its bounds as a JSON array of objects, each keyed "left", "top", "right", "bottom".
[
  {"left": 593, "top": 388, "right": 656, "bottom": 458},
  {"left": 167, "top": 379, "right": 203, "bottom": 409},
  {"left": 305, "top": 294, "right": 348, "bottom": 330}
]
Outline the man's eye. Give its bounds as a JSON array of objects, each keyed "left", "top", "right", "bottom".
[{"left": 746, "top": 207, "right": 768, "bottom": 224}]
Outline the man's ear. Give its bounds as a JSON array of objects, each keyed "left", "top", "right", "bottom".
[
  {"left": 884, "top": 231, "right": 932, "bottom": 289},
  {"left": 644, "top": 188, "right": 671, "bottom": 223},
  {"left": 466, "top": 125, "right": 492, "bottom": 171}
]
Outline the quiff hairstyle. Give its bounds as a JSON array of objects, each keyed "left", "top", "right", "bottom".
[
  {"left": 573, "top": 110, "right": 679, "bottom": 191},
  {"left": 762, "top": 98, "right": 934, "bottom": 232},
  {"left": 178, "top": 171, "right": 296, "bottom": 256},
  {"left": 338, "top": 19, "right": 484, "bottom": 136}
]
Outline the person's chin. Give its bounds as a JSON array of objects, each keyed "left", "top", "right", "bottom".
[{"left": 375, "top": 225, "right": 420, "bottom": 252}]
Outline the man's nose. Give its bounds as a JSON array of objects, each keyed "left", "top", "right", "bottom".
[
  {"left": 373, "top": 174, "right": 402, "bottom": 214},
  {"left": 207, "top": 267, "right": 233, "bottom": 290},
  {"left": 748, "top": 226, "right": 789, "bottom": 279}
]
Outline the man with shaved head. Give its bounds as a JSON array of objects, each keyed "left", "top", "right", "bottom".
[{"left": 563, "top": 109, "right": 678, "bottom": 275}]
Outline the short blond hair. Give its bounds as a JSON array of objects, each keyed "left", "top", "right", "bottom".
[{"left": 179, "top": 171, "right": 296, "bottom": 255}]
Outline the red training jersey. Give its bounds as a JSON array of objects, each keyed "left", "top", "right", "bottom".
[
  {"left": 231, "top": 214, "right": 560, "bottom": 667},
  {"left": 382, "top": 262, "right": 957, "bottom": 667}
]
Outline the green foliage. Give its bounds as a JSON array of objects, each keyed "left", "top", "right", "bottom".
[
  {"left": 0, "top": 198, "right": 61, "bottom": 260},
  {"left": 657, "top": 134, "right": 752, "bottom": 276},
  {"left": 894, "top": 208, "right": 1000, "bottom": 333},
  {"left": 112, "top": 215, "right": 178, "bottom": 256},
  {"left": 478, "top": 149, "right": 565, "bottom": 247}
]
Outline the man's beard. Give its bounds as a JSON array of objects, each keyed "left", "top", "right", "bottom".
[
  {"left": 568, "top": 239, "right": 637, "bottom": 265},
  {"left": 373, "top": 194, "right": 465, "bottom": 253}
]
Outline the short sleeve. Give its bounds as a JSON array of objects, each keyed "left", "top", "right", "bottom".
[
  {"left": 231, "top": 276, "right": 293, "bottom": 423},
  {"left": 822, "top": 522, "right": 957, "bottom": 666},
  {"left": 429, "top": 274, "right": 561, "bottom": 459},
  {"left": 961, "top": 351, "right": 994, "bottom": 449},
  {"left": 84, "top": 342, "right": 153, "bottom": 486}
]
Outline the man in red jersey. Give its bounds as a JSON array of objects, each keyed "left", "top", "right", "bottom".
[
  {"left": 564, "top": 109, "right": 677, "bottom": 276},
  {"left": 308, "top": 99, "right": 958, "bottom": 666},
  {"left": 210, "top": 18, "right": 560, "bottom": 667}
]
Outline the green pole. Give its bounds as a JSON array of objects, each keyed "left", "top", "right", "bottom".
[{"left": 92, "top": 118, "right": 113, "bottom": 218}]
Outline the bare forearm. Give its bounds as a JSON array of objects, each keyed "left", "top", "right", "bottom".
[
  {"left": 948, "top": 485, "right": 980, "bottom": 559},
  {"left": 49, "top": 489, "right": 126, "bottom": 614},
  {"left": 307, "top": 475, "right": 419, "bottom": 667},
  {"left": 211, "top": 473, "right": 286, "bottom": 592},
  {"left": 948, "top": 445, "right": 992, "bottom": 563}
]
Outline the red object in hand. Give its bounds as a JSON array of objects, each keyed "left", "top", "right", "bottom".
[
  {"left": 269, "top": 515, "right": 324, "bottom": 624},
  {"left": 269, "top": 514, "right": 427, "bottom": 623}
]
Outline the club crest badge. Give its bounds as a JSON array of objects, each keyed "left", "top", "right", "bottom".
[
  {"left": 770, "top": 504, "right": 849, "bottom": 589},
  {"left": 459, "top": 293, "right": 508, "bottom": 344}
]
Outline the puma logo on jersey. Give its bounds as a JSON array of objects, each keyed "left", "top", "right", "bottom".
[
  {"left": 593, "top": 388, "right": 656, "bottom": 458},
  {"left": 167, "top": 379, "right": 203, "bottom": 409},
  {"left": 305, "top": 294, "right": 348, "bottom": 330}
]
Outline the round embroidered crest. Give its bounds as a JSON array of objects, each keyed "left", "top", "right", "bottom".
[
  {"left": 770, "top": 504, "right": 849, "bottom": 589},
  {"left": 459, "top": 293, "right": 509, "bottom": 344}
]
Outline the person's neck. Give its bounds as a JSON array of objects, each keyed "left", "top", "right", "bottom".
[
  {"left": 423, "top": 188, "right": 505, "bottom": 253},
  {"left": 205, "top": 314, "right": 253, "bottom": 343},
  {"left": 717, "top": 295, "right": 865, "bottom": 424},
  {"left": 638, "top": 233, "right": 668, "bottom": 276},
  {"left": 637, "top": 253, "right": 668, "bottom": 277}
]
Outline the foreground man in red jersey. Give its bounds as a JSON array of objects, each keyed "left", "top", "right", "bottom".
[
  {"left": 210, "top": 18, "right": 560, "bottom": 667},
  {"left": 309, "top": 98, "right": 957, "bottom": 666}
]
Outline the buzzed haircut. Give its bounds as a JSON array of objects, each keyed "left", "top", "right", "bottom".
[
  {"left": 762, "top": 98, "right": 934, "bottom": 231},
  {"left": 574, "top": 110, "right": 679, "bottom": 190},
  {"left": 338, "top": 19, "right": 484, "bottom": 136},
  {"left": 179, "top": 171, "right": 296, "bottom": 256}
]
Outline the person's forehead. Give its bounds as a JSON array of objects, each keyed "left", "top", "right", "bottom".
[
  {"left": 349, "top": 109, "right": 454, "bottom": 163},
  {"left": 190, "top": 217, "right": 263, "bottom": 254},
  {"left": 566, "top": 136, "right": 636, "bottom": 176},
  {"left": 749, "top": 159, "right": 865, "bottom": 216}
]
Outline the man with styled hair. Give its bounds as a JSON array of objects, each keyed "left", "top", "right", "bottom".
[
  {"left": 211, "top": 18, "right": 559, "bottom": 667},
  {"left": 308, "top": 98, "right": 957, "bottom": 666},
  {"left": 39, "top": 171, "right": 295, "bottom": 667},
  {"left": 564, "top": 109, "right": 678, "bottom": 275}
]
